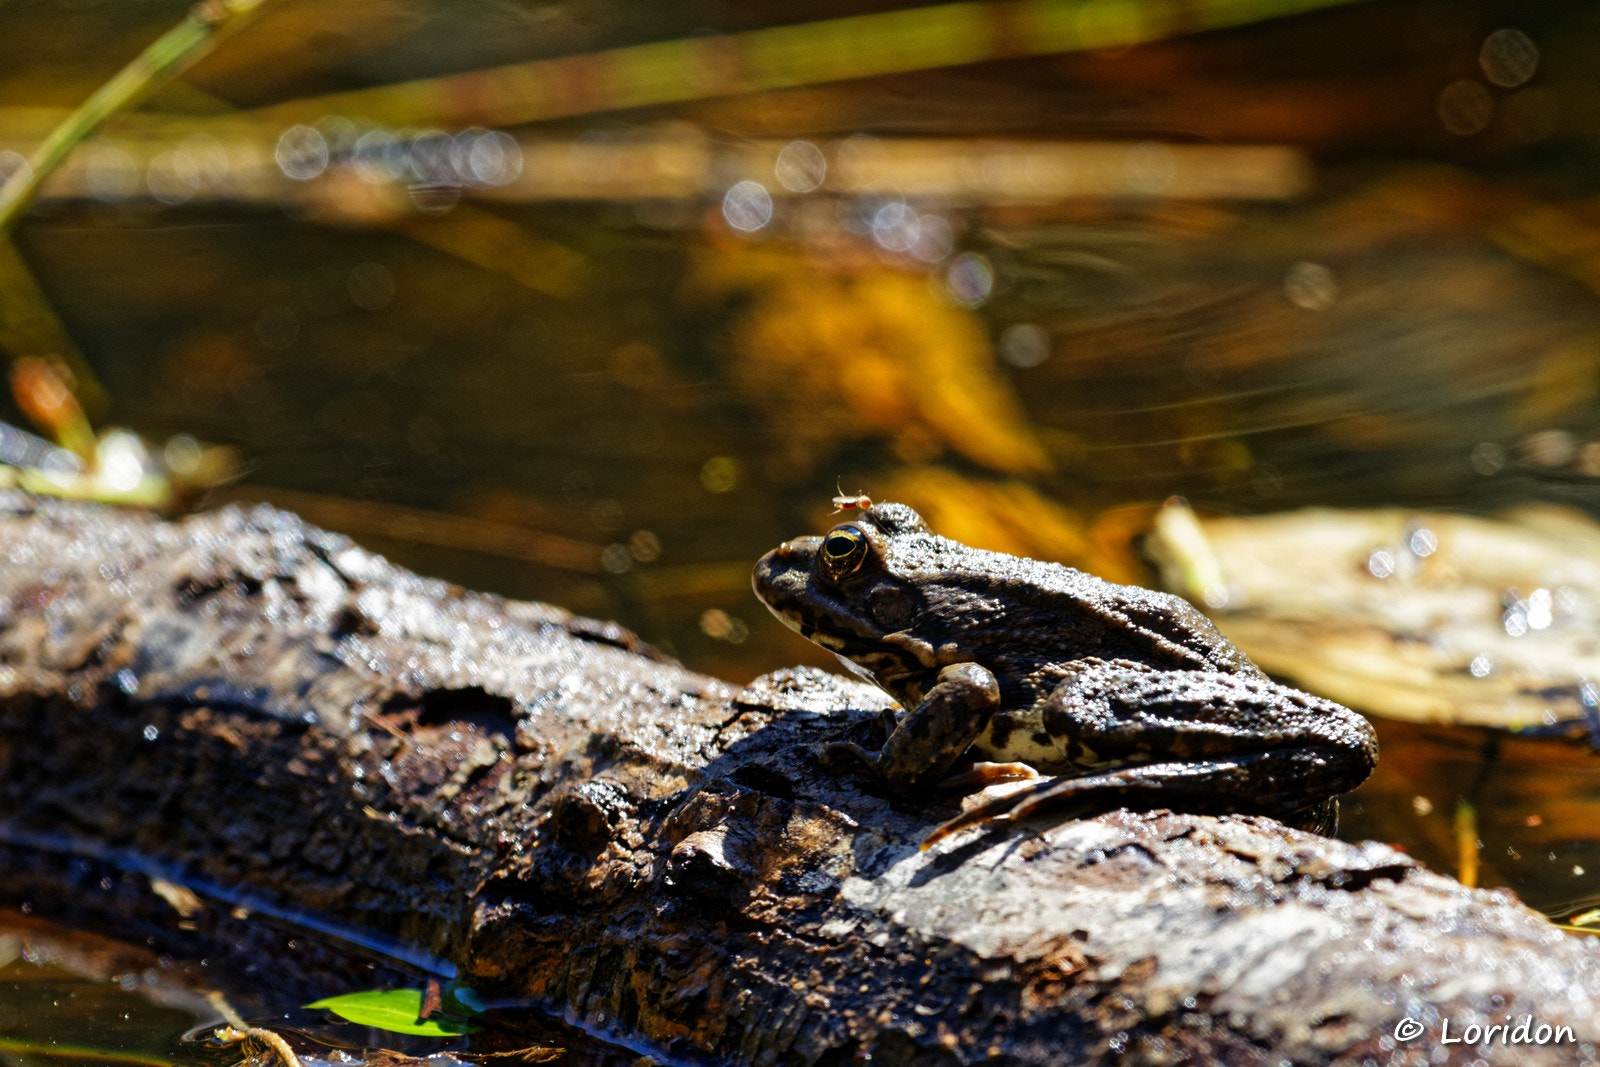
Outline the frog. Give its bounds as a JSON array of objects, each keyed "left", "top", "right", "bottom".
[{"left": 751, "top": 501, "right": 1377, "bottom": 845}]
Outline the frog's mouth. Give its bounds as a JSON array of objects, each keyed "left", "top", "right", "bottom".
[
  {"left": 752, "top": 538, "right": 880, "bottom": 656},
  {"left": 754, "top": 538, "right": 937, "bottom": 703}
]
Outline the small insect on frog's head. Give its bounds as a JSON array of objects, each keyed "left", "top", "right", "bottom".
[{"left": 753, "top": 501, "right": 964, "bottom": 705}]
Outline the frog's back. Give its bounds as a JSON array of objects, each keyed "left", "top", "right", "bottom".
[
  {"left": 907, "top": 536, "right": 1261, "bottom": 682},
  {"left": 1039, "top": 561, "right": 1259, "bottom": 675}
]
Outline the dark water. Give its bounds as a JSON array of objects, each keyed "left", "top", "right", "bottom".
[{"left": 0, "top": 902, "right": 639, "bottom": 1066}]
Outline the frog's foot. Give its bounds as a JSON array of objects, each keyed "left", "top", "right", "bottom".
[
  {"left": 822, "top": 740, "right": 883, "bottom": 774},
  {"left": 938, "top": 761, "right": 1042, "bottom": 791},
  {"left": 919, "top": 754, "right": 1301, "bottom": 849},
  {"left": 820, "top": 707, "right": 900, "bottom": 773},
  {"left": 922, "top": 775, "right": 1082, "bottom": 849},
  {"left": 1284, "top": 799, "right": 1339, "bottom": 836},
  {"left": 877, "top": 706, "right": 900, "bottom": 737}
]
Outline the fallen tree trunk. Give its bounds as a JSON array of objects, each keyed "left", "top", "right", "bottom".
[{"left": 0, "top": 492, "right": 1596, "bottom": 1065}]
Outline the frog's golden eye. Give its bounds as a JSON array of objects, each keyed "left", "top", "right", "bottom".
[{"left": 819, "top": 524, "right": 869, "bottom": 580}]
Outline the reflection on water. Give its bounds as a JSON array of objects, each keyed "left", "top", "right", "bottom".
[
  {"left": 0, "top": 906, "right": 238, "bottom": 1067},
  {"left": 0, "top": 901, "right": 636, "bottom": 1066},
  {"left": 0, "top": 913, "right": 218, "bottom": 1067},
  {"left": 1345, "top": 721, "right": 1600, "bottom": 919}
]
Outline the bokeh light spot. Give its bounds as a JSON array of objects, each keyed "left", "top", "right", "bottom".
[
  {"left": 181, "top": 134, "right": 230, "bottom": 189},
  {"left": 275, "top": 125, "right": 329, "bottom": 181},
  {"left": 84, "top": 146, "right": 140, "bottom": 202},
  {"left": 722, "top": 180, "right": 773, "bottom": 232},
  {"left": 1469, "top": 441, "right": 1506, "bottom": 475},
  {"left": 97, "top": 431, "right": 147, "bottom": 494},
  {"left": 0, "top": 150, "right": 32, "bottom": 193},
  {"left": 999, "top": 323, "right": 1051, "bottom": 368},
  {"left": 464, "top": 129, "right": 523, "bottom": 186},
  {"left": 405, "top": 130, "right": 454, "bottom": 183},
  {"left": 162, "top": 435, "right": 202, "bottom": 477},
  {"left": 871, "top": 201, "right": 920, "bottom": 252},
  {"left": 944, "top": 252, "right": 994, "bottom": 307},
  {"left": 774, "top": 140, "right": 826, "bottom": 192},
  {"left": 700, "top": 455, "right": 741, "bottom": 493},
  {"left": 1407, "top": 527, "right": 1438, "bottom": 558},
  {"left": 352, "top": 128, "right": 406, "bottom": 183},
  {"left": 1283, "top": 261, "right": 1338, "bottom": 310},
  {"left": 600, "top": 544, "right": 632, "bottom": 573},
  {"left": 146, "top": 150, "right": 199, "bottom": 205},
  {"left": 1437, "top": 80, "right": 1494, "bottom": 136},
  {"left": 628, "top": 530, "right": 662, "bottom": 563},
  {"left": 1527, "top": 588, "right": 1553, "bottom": 630},
  {"left": 1480, "top": 28, "right": 1538, "bottom": 88},
  {"left": 699, "top": 608, "right": 749, "bottom": 643},
  {"left": 1124, "top": 142, "right": 1175, "bottom": 195}
]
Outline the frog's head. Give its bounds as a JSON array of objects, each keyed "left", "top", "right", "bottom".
[
  {"left": 756, "top": 501, "right": 1257, "bottom": 710},
  {"left": 753, "top": 502, "right": 1008, "bottom": 706}
]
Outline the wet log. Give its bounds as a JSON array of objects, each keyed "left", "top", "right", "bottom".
[{"left": 0, "top": 493, "right": 1597, "bottom": 1065}]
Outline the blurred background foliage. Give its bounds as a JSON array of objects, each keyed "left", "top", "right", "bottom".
[
  {"left": 7, "top": 1, "right": 1600, "bottom": 1050},
  {"left": 5, "top": 0, "right": 1598, "bottom": 675}
]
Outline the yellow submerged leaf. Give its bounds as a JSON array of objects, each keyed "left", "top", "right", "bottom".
[{"left": 701, "top": 246, "right": 1053, "bottom": 476}]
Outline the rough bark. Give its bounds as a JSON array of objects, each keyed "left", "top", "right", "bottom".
[{"left": 0, "top": 493, "right": 1596, "bottom": 1066}]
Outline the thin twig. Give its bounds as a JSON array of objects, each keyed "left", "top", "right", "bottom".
[
  {"left": 248, "top": 0, "right": 1370, "bottom": 129},
  {"left": 0, "top": 0, "right": 271, "bottom": 234},
  {"left": 214, "top": 1026, "right": 305, "bottom": 1067},
  {"left": 1454, "top": 798, "right": 1479, "bottom": 889},
  {"left": 205, "top": 989, "right": 250, "bottom": 1031}
]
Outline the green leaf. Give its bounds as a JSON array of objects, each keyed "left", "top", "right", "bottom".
[{"left": 306, "top": 988, "right": 477, "bottom": 1037}]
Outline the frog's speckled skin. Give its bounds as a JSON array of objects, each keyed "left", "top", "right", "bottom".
[{"left": 753, "top": 502, "right": 1377, "bottom": 840}]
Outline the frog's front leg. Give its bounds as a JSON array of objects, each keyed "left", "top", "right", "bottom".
[
  {"left": 835, "top": 662, "right": 1000, "bottom": 794},
  {"left": 926, "top": 661, "right": 1376, "bottom": 846}
]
